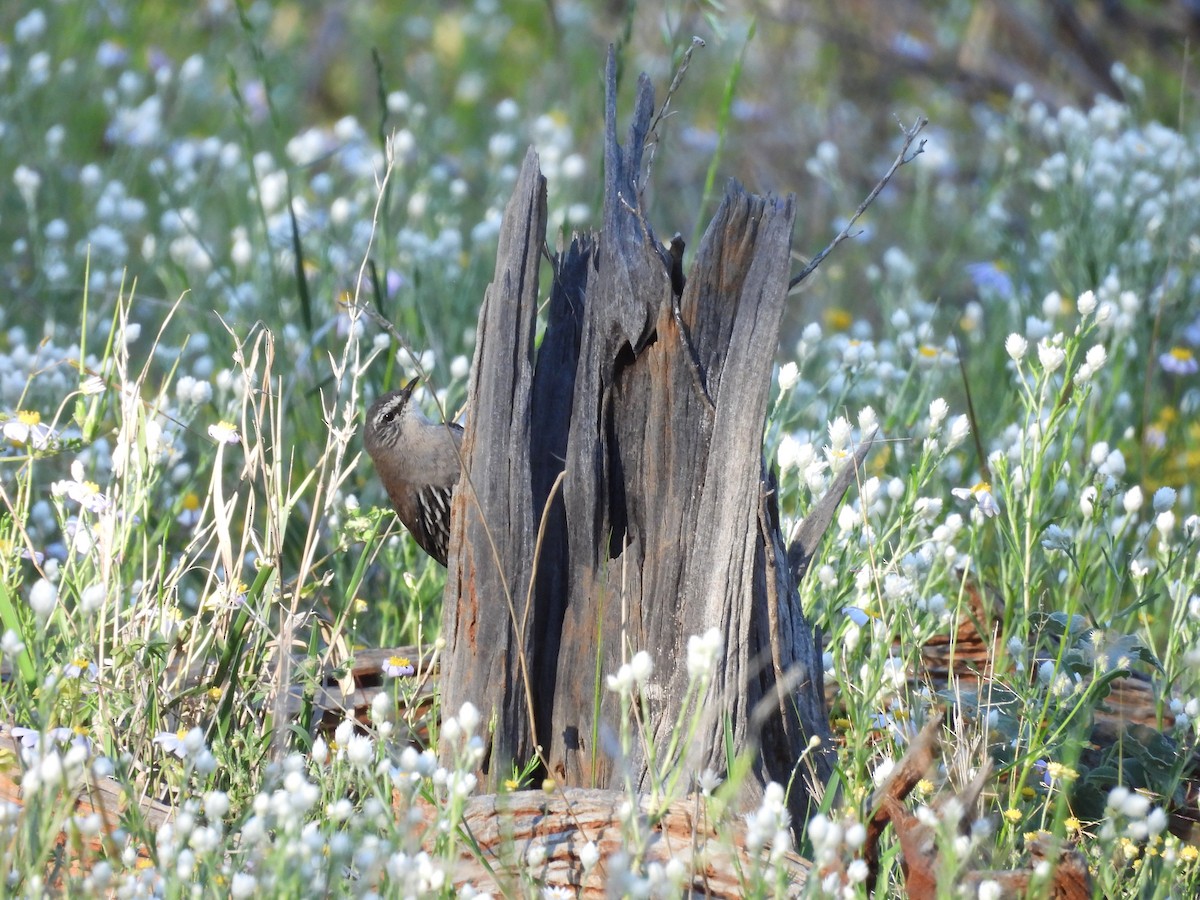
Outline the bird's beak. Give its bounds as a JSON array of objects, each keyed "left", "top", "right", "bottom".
[{"left": 403, "top": 375, "right": 420, "bottom": 395}]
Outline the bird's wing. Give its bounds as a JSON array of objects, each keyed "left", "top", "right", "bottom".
[{"left": 415, "top": 481, "right": 454, "bottom": 565}]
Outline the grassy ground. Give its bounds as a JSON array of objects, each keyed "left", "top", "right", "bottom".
[{"left": 1, "top": 1, "right": 1199, "bottom": 896}]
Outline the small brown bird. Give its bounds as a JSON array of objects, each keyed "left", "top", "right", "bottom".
[{"left": 363, "top": 378, "right": 464, "bottom": 565}]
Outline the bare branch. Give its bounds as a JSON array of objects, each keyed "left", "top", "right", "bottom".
[
  {"left": 649, "top": 36, "right": 706, "bottom": 139},
  {"left": 789, "top": 116, "right": 929, "bottom": 291},
  {"left": 640, "top": 36, "right": 706, "bottom": 196}
]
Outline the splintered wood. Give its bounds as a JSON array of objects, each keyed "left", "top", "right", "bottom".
[
  {"left": 0, "top": 731, "right": 168, "bottom": 888},
  {"left": 438, "top": 787, "right": 810, "bottom": 897},
  {"left": 864, "top": 714, "right": 1092, "bottom": 899}
]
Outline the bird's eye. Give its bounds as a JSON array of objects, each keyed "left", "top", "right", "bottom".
[{"left": 381, "top": 409, "right": 397, "bottom": 424}]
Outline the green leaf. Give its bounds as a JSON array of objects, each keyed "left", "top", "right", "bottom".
[{"left": 0, "top": 581, "right": 34, "bottom": 686}]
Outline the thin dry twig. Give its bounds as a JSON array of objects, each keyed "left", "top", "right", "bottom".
[
  {"left": 789, "top": 116, "right": 929, "bottom": 291},
  {"left": 640, "top": 36, "right": 706, "bottom": 196}
]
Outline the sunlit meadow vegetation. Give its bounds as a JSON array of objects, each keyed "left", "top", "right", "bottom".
[{"left": 1, "top": 0, "right": 1199, "bottom": 896}]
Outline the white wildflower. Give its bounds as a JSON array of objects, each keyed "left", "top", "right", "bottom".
[
  {"left": 1037, "top": 337, "right": 1066, "bottom": 373},
  {"left": 208, "top": 421, "right": 240, "bottom": 444},
  {"left": 1153, "top": 486, "right": 1177, "bottom": 512},
  {"left": 828, "top": 416, "right": 853, "bottom": 451},
  {"left": 629, "top": 651, "right": 653, "bottom": 686},
  {"left": 947, "top": 415, "right": 970, "bottom": 449},
  {"left": 777, "top": 361, "right": 799, "bottom": 392},
  {"left": 1041, "top": 524, "right": 1072, "bottom": 552},
  {"left": 777, "top": 435, "right": 801, "bottom": 472},
  {"left": 928, "top": 397, "right": 949, "bottom": 429},
  {"left": 28, "top": 578, "right": 57, "bottom": 620},
  {"left": 1005, "top": 334, "right": 1028, "bottom": 361},
  {"left": 686, "top": 628, "right": 723, "bottom": 681}
]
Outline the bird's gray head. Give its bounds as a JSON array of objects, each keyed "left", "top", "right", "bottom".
[{"left": 363, "top": 377, "right": 421, "bottom": 455}]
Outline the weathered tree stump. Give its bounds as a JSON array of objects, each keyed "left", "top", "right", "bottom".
[{"left": 442, "top": 48, "right": 861, "bottom": 828}]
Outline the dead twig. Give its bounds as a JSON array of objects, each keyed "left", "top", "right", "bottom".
[
  {"left": 640, "top": 36, "right": 706, "bottom": 197},
  {"left": 789, "top": 116, "right": 929, "bottom": 290}
]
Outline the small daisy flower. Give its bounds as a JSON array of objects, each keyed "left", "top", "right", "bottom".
[
  {"left": 208, "top": 421, "right": 240, "bottom": 444},
  {"left": 383, "top": 655, "right": 415, "bottom": 677},
  {"left": 64, "top": 726, "right": 91, "bottom": 754},
  {"left": 952, "top": 482, "right": 999, "bottom": 518},
  {"left": 223, "top": 581, "right": 249, "bottom": 607},
  {"left": 80, "top": 374, "right": 106, "bottom": 395},
  {"left": 177, "top": 492, "right": 202, "bottom": 526},
  {"left": 154, "top": 727, "right": 197, "bottom": 759},
  {"left": 824, "top": 307, "right": 853, "bottom": 332},
  {"left": 965, "top": 260, "right": 1014, "bottom": 299},
  {"left": 52, "top": 461, "right": 110, "bottom": 512},
  {"left": 1045, "top": 761, "right": 1078, "bottom": 783},
  {"left": 11, "top": 726, "right": 41, "bottom": 748},
  {"left": 1160, "top": 347, "right": 1199, "bottom": 376},
  {"left": 64, "top": 656, "right": 99, "bottom": 681},
  {"left": 4, "top": 411, "right": 55, "bottom": 450},
  {"left": 915, "top": 344, "right": 953, "bottom": 367},
  {"left": 842, "top": 606, "right": 874, "bottom": 627},
  {"left": 153, "top": 728, "right": 188, "bottom": 758}
]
